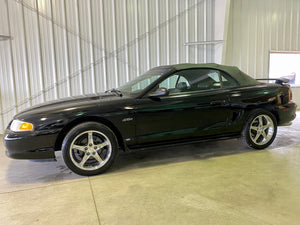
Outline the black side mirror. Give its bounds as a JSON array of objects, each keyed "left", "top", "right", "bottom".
[{"left": 149, "top": 87, "right": 169, "bottom": 98}]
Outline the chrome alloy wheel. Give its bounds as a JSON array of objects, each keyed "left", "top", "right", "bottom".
[
  {"left": 69, "top": 130, "right": 112, "bottom": 171},
  {"left": 249, "top": 114, "right": 274, "bottom": 146}
]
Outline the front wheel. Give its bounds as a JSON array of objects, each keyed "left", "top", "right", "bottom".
[
  {"left": 240, "top": 110, "right": 277, "bottom": 149},
  {"left": 62, "top": 122, "right": 118, "bottom": 176}
]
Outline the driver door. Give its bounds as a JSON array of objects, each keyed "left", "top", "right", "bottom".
[{"left": 134, "top": 69, "right": 234, "bottom": 146}]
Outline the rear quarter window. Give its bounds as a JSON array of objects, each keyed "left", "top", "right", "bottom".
[{"left": 220, "top": 72, "right": 239, "bottom": 88}]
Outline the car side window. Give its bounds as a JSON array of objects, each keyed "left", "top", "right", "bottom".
[
  {"left": 177, "top": 76, "right": 190, "bottom": 87},
  {"left": 152, "top": 69, "right": 239, "bottom": 96},
  {"left": 157, "top": 74, "right": 191, "bottom": 95},
  {"left": 220, "top": 72, "right": 239, "bottom": 88},
  {"left": 174, "top": 69, "right": 223, "bottom": 93},
  {"left": 159, "top": 75, "right": 179, "bottom": 89},
  {"left": 171, "top": 69, "right": 239, "bottom": 94}
]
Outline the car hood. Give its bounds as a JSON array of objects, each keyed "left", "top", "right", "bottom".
[{"left": 14, "top": 93, "right": 124, "bottom": 119}]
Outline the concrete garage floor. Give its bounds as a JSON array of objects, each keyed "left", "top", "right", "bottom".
[{"left": 0, "top": 113, "right": 300, "bottom": 225}]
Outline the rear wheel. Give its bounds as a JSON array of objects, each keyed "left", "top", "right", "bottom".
[
  {"left": 62, "top": 122, "right": 118, "bottom": 176},
  {"left": 240, "top": 109, "right": 277, "bottom": 149}
]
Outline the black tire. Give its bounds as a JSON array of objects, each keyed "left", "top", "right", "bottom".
[
  {"left": 240, "top": 109, "right": 277, "bottom": 150},
  {"left": 62, "top": 122, "right": 118, "bottom": 176}
]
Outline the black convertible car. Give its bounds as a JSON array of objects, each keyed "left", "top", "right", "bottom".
[{"left": 4, "top": 64, "right": 297, "bottom": 176}]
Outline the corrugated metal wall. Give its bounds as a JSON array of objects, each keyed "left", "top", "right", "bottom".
[
  {"left": 225, "top": 0, "right": 300, "bottom": 77},
  {"left": 224, "top": 0, "right": 300, "bottom": 105},
  {"left": 0, "top": 0, "right": 217, "bottom": 133}
]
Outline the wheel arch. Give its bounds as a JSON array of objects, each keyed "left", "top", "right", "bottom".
[
  {"left": 54, "top": 116, "right": 125, "bottom": 152},
  {"left": 244, "top": 104, "right": 279, "bottom": 124}
]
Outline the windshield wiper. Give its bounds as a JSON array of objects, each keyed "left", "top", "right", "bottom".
[{"left": 105, "top": 88, "right": 123, "bottom": 97}]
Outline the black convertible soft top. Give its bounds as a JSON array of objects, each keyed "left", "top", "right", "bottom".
[{"left": 164, "top": 63, "right": 259, "bottom": 87}]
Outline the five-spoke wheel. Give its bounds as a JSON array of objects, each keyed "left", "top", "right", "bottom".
[
  {"left": 62, "top": 122, "right": 118, "bottom": 176},
  {"left": 70, "top": 130, "right": 111, "bottom": 171},
  {"left": 249, "top": 114, "right": 275, "bottom": 146},
  {"left": 241, "top": 109, "right": 277, "bottom": 149}
]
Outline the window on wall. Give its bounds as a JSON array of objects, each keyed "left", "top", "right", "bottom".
[{"left": 269, "top": 51, "right": 300, "bottom": 86}]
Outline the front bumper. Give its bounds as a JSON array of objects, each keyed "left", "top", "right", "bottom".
[
  {"left": 277, "top": 101, "right": 297, "bottom": 125},
  {"left": 4, "top": 130, "right": 59, "bottom": 159}
]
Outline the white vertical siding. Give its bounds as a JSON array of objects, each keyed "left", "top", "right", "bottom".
[
  {"left": 0, "top": 0, "right": 217, "bottom": 133},
  {"left": 224, "top": 0, "right": 300, "bottom": 76},
  {"left": 224, "top": 0, "right": 300, "bottom": 107}
]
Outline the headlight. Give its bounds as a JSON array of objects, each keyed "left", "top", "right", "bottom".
[{"left": 10, "top": 120, "right": 34, "bottom": 132}]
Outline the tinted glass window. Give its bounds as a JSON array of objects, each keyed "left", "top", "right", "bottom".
[
  {"left": 153, "top": 69, "right": 239, "bottom": 96},
  {"left": 173, "top": 69, "right": 223, "bottom": 93},
  {"left": 177, "top": 76, "right": 190, "bottom": 87},
  {"left": 159, "top": 75, "right": 179, "bottom": 89},
  {"left": 219, "top": 72, "right": 239, "bottom": 88}
]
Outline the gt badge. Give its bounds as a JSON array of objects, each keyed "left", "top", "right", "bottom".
[{"left": 122, "top": 117, "right": 133, "bottom": 122}]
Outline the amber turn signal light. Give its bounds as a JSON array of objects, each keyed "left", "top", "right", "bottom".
[
  {"left": 10, "top": 120, "right": 34, "bottom": 132},
  {"left": 19, "top": 122, "right": 34, "bottom": 131}
]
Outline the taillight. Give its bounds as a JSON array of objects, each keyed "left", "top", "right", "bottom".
[{"left": 289, "top": 87, "right": 293, "bottom": 100}]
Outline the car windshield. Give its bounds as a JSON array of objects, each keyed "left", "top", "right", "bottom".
[{"left": 117, "top": 69, "right": 168, "bottom": 95}]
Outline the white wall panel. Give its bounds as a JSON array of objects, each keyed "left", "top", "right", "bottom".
[
  {"left": 0, "top": 0, "right": 218, "bottom": 133},
  {"left": 224, "top": 0, "right": 300, "bottom": 107},
  {"left": 0, "top": 0, "right": 15, "bottom": 131},
  {"left": 8, "top": 0, "right": 30, "bottom": 112},
  {"left": 23, "top": 1, "right": 44, "bottom": 106}
]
